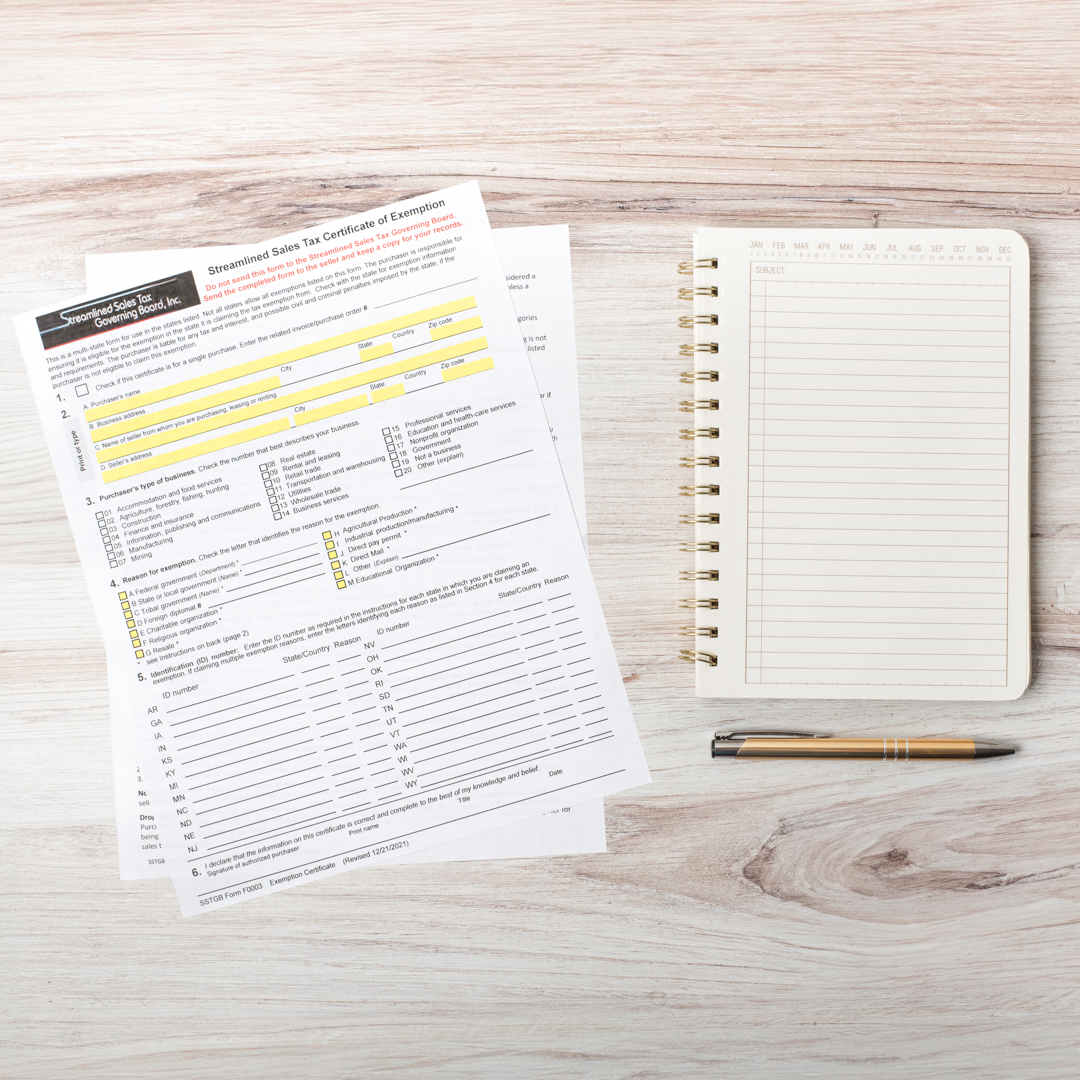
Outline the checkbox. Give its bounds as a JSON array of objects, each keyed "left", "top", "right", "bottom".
[
  {"left": 135, "top": 650, "right": 143, "bottom": 658},
  {"left": 331, "top": 560, "right": 340, "bottom": 570},
  {"left": 126, "top": 619, "right": 135, "bottom": 628},
  {"left": 336, "top": 581, "right": 346, "bottom": 589},
  {"left": 325, "top": 540, "right": 334, "bottom": 549},
  {"left": 394, "top": 470, "right": 403, "bottom": 477},
  {"left": 327, "top": 549, "right": 337, "bottom": 559},
  {"left": 130, "top": 629, "right": 139, "bottom": 639},
  {"left": 118, "top": 592, "right": 127, "bottom": 600},
  {"left": 75, "top": 383, "right": 89, "bottom": 397},
  {"left": 323, "top": 531, "right": 333, "bottom": 540},
  {"left": 132, "top": 638, "right": 141, "bottom": 648},
  {"left": 121, "top": 601, "right": 130, "bottom": 610},
  {"left": 273, "top": 513, "right": 282, "bottom": 520},
  {"left": 334, "top": 570, "right": 344, "bottom": 580}
]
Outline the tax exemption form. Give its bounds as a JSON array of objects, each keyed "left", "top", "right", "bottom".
[
  {"left": 17, "top": 183, "right": 649, "bottom": 914},
  {"left": 86, "top": 224, "right": 605, "bottom": 879}
]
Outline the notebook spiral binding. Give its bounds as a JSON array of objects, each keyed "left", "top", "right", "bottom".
[
  {"left": 679, "top": 245, "right": 721, "bottom": 673},
  {"left": 678, "top": 649, "right": 717, "bottom": 667}
]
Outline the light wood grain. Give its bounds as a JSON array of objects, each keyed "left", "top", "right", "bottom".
[{"left": 3, "top": 2, "right": 1080, "bottom": 1077}]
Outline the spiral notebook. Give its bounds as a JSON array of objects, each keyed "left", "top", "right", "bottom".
[{"left": 679, "top": 228, "right": 1030, "bottom": 701}]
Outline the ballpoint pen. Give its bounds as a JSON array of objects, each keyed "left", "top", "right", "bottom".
[{"left": 711, "top": 730, "right": 1016, "bottom": 760}]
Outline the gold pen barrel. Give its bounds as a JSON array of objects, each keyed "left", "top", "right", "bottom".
[{"left": 735, "top": 738, "right": 976, "bottom": 760}]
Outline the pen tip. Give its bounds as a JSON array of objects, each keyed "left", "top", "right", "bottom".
[{"left": 973, "top": 741, "right": 1015, "bottom": 758}]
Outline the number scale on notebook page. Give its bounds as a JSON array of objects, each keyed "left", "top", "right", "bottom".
[{"left": 684, "top": 229, "right": 1029, "bottom": 701}]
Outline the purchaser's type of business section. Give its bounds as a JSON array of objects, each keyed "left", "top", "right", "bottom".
[{"left": 16, "top": 183, "right": 650, "bottom": 915}]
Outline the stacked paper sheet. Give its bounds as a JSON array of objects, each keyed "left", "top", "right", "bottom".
[{"left": 16, "top": 183, "right": 650, "bottom": 915}]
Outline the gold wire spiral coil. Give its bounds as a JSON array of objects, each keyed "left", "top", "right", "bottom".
[
  {"left": 679, "top": 256, "right": 722, "bottom": 672},
  {"left": 678, "top": 649, "right": 717, "bottom": 666},
  {"left": 679, "top": 568, "right": 719, "bottom": 581},
  {"left": 677, "top": 258, "right": 718, "bottom": 274}
]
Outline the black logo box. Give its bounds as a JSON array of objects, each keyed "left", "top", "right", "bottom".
[{"left": 37, "top": 272, "right": 201, "bottom": 350}]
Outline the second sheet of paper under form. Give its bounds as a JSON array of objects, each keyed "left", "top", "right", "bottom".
[{"left": 18, "top": 183, "right": 650, "bottom": 915}]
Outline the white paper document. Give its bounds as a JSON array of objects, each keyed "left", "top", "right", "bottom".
[
  {"left": 17, "top": 183, "right": 649, "bottom": 914},
  {"left": 86, "top": 224, "right": 603, "bottom": 879}
]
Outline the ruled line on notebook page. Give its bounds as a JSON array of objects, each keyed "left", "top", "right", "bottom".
[{"left": 744, "top": 262, "right": 1011, "bottom": 688}]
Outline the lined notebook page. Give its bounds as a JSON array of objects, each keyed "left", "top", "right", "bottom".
[{"left": 692, "top": 229, "right": 1029, "bottom": 701}]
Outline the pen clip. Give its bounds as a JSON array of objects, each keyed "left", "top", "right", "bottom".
[{"left": 714, "top": 730, "right": 830, "bottom": 740}]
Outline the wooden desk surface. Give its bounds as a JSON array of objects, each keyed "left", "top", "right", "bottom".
[{"left": 3, "top": 3, "right": 1079, "bottom": 1077}]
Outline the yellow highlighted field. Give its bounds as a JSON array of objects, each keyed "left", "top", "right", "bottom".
[
  {"left": 102, "top": 418, "right": 291, "bottom": 483},
  {"left": 363, "top": 337, "right": 487, "bottom": 384},
  {"left": 430, "top": 315, "right": 484, "bottom": 341},
  {"left": 293, "top": 393, "right": 371, "bottom": 427},
  {"left": 91, "top": 376, "right": 282, "bottom": 442},
  {"left": 85, "top": 296, "right": 478, "bottom": 422},
  {"left": 443, "top": 356, "right": 494, "bottom": 382},
  {"left": 372, "top": 384, "right": 406, "bottom": 403},
  {"left": 360, "top": 342, "right": 394, "bottom": 362},
  {"left": 95, "top": 338, "right": 486, "bottom": 462}
]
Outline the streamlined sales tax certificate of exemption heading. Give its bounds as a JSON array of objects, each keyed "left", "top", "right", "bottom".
[{"left": 16, "top": 182, "right": 649, "bottom": 915}]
